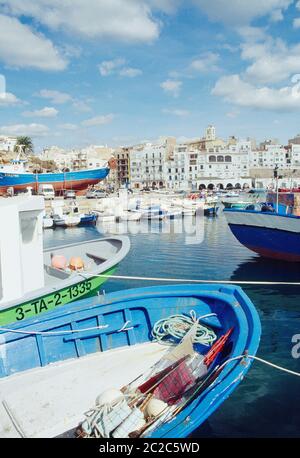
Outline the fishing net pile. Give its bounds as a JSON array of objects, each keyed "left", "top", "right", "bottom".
[{"left": 76, "top": 312, "right": 231, "bottom": 439}]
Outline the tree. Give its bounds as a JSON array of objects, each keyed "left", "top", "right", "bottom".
[{"left": 14, "top": 136, "right": 34, "bottom": 155}]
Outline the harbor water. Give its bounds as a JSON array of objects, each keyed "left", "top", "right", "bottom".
[{"left": 44, "top": 209, "right": 300, "bottom": 438}]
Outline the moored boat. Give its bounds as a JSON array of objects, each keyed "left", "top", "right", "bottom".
[
  {"left": 43, "top": 215, "right": 54, "bottom": 229},
  {"left": 0, "top": 284, "right": 261, "bottom": 438},
  {"left": 79, "top": 212, "right": 98, "bottom": 226},
  {"left": 0, "top": 236, "right": 130, "bottom": 326},
  {"left": 224, "top": 202, "right": 300, "bottom": 261},
  {"left": 53, "top": 213, "right": 81, "bottom": 228}
]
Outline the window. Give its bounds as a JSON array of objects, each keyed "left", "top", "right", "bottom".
[{"left": 209, "top": 155, "right": 216, "bottom": 162}]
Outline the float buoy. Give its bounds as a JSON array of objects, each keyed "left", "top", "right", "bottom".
[
  {"left": 51, "top": 255, "right": 67, "bottom": 270},
  {"left": 69, "top": 256, "right": 85, "bottom": 271}
]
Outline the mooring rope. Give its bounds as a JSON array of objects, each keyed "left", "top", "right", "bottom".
[
  {"left": 216, "top": 354, "right": 300, "bottom": 378},
  {"left": 80, "top": 272, "right": 300, "bottom": 286}
]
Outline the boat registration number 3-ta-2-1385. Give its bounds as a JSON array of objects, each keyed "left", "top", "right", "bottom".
[{"left": 4, "top": 279, "right": 94, "bottom": 325}]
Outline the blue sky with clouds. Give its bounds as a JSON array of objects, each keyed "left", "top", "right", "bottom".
[{"left": 0, "top": 0, "right": 300, "bottom": 151}]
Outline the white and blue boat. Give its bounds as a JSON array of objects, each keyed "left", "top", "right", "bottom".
[
  {"left": 0, "top": 159, "right": 110, "bottom": 195},
  {"left": 224, "top": 201, "right": 300, "bottom": 261},
  {"left": 0, "top": 284, "right": 261, "bottom": 438}
]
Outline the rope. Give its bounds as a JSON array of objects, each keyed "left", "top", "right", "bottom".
[
  {"left": 216, "top": 354, "right": 300, "bottom": 378},
  {"left": 0, "top": 325, "right": 109, "bottom": 336},
  {"left": 81, "top": 273, "right": 300, "bottom": 286},
  {"left": 151, "top": 311, "right": 217, "bottom": 346}
]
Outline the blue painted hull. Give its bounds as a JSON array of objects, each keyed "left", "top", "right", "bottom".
[
  {"left": 229, "top": 223, "right": 300, "bottom": 261},
  {"left": 0, "top": 167, "right": 110, "bottom": 193},
  {"left": 224, "top": 208, "right": 300, "bottom": 261},
  {"left": 79, "top": 213, "right": 98, "bottom": 225},
  {"left": 204, "top": 206, "right": 219, "bottom": 216},
  {"left": 0, "top": 284, "right": 261, "bottom": 438}
]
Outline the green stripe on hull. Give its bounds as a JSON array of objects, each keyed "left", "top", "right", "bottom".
[{"left": 0, "top": 266, "right": 116, "bottom": 326}]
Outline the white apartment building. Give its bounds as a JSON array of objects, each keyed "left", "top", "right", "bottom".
[
  {"left": 181, "top": 140, "right": 250, "bottom": 190},
  {"left": 165, "top": 144, "right": 189, "bottom": 190},
  {"left": 0, "top": 135, "right": 17, "bottom": 152},
  {"left": 250, "top": 144, "right": 287, "bottom": 168},
  {"left": 290, "top": 144, "right": 300, "bottom": 167},
  {"left": 164, "top": 139, "right": 252, "bottom": 191},
  {"left": 130, "top": 142, "right": 166, "bottom": 189}
]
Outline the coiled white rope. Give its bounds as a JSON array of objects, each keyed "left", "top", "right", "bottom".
[{"left": 151, "top": 311, "right": 217, "bottom": 346}]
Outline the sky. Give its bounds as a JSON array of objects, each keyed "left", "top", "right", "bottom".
[{"left": 0, "top": 0, "right": 300, "bottom": 151}]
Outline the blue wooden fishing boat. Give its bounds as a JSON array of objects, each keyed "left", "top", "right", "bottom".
[{"left": 0, "top": 284, "right": 261, "bottom": 438}]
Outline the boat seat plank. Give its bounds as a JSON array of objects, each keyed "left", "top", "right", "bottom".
[{"left": 0, "top": 342, "right": 168, "bottom": 438}]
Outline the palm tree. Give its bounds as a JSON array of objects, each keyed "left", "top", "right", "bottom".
[{"left": 14, "top": 136, "right": 34, "bottom": 155}]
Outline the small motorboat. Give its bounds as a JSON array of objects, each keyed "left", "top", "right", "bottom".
[
  {"left": 43, "top": 215, "right": 54, "bottom": 229},
  {"left": 0, "top": 236, "right": 130, "bottom": 326},
  {"left": 0, "top": 284, "right": 261, "bottom": 438},
  {"left": 94, "top": 211, "right": 117, "bottom": 222},
  {"left": 204, "top": 204, "right": 219, "bottom": 216},
  {"left": 140, "top": 206, "right": 163, "bottom": 220},
  {"left": 79, "top": 212, "right": 98, "bottom": 226},
  {"left": 225, "top": 191, "right": 240, "bottom": 198},
  {"left": 52, "top": 214, "right": 81, "bottom": 227},
  {"left": 118, "top": 211, "right": 142, "bottom": 222}
]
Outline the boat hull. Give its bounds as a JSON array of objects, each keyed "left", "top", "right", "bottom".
[
  {"left": 0, "top": 266, "right": 116, "bottom": 326},
  {"left": 0, "top": 284, "right": 261, "bottom": 438},
  {"left": 225, "top": 209, "right": 300, "bottom": 261},
  {"left": 0, "top": 167, "right": 110, "bottom": 194},
  {"left": 0, "top": 236, "right": 130, "bottom": 326}
]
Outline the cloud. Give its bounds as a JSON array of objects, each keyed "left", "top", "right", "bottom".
[
  {"left": 119, "top": 67, "right": 142, "bottom": 77},
  {"left": 192, "top": 0, "right": 292, "bottom": 25},
  {"left": 162, "top": 108, "right": 190, "bottom": 116},
  {"left": 226, "top": 109, "right": 240, "bottom": 118},
  {"left": 241, "top": 38, "right": 300, "bottom": 84},
  {"left": 212, "top": 74, "right": 300, "bottom": 111},
  {"left": 3, "top": 0, "right": 160, "bottom": 42},
  {"left": 0, "top": 123, "right": 49, "bottom": 136},
  {"left": 81, "top": 114, "right": 114, "bottom": 127},
  {"left": 148, "top": 0, "right": 180, "bottom": 14},
  {"left": 237, "top": 26, "right": 268, "bottom": 42},
  {"left": 0, "top": 14, "right": 67, "bottom": 70},
  {"left": 294, "top": 18, "right": 300, "bottom": 28},
  {"left": 98, "top": 58, "right": 126, "bottom": 76},
  {"left": 190, "top": 52, "right": 220, "bottom": 73},
  {"left": 59, "top": 123, "right": 78, "bottom": 130},
  {"left": 38, "top": 89, "right": 72, "bottom": 104},
  {"left": 38, "top": 89, "right": 90, "bottom": 111},
  {"left": 72, "top": 100, "right": 91, "bottom": 112},
  {"left": 98, "top": 58, "right": 142, "bottom": 77},
  {"left": 160, "top": 79, "right": 182, "bottom": 97},
  {"left": 22, "top": 106, "right": 58, "bottom": 118},
  {"left": 0, "top": 92, "right": 22, "bottom": 106}
]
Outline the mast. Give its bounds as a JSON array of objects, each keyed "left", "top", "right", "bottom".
[{"left": 274, "top": 165, "right": 279, "bottom": 213}]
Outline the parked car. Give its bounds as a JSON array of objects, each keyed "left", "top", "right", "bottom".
[
  {"left": 64, "top": 190, "right": 76, "bottom": 199},
  {"left": 38, "top": 184, "right": 55, "bottom": 200},
  {"left": 86, "top": 189, "right": 107, "bottom": 199}
]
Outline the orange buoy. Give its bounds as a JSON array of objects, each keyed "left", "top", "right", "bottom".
[
  {"left": 69, "top": 256, "right": 85, "bottom": 271},
  {"left": 51, "top": 255, "right": 67, "bottom": 270}
]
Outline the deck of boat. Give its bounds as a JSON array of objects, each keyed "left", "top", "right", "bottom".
[{"left": 0, "top": 342, "right": 168, "bottom": 438}]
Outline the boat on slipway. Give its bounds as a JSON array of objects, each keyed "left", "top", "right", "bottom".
[
  {"left": 224, "top": 195, "right": 300, "bottom": 261},
  {"left": 0, "top": 158, "right": 111, "bottom": 195},
  {"left": 0, "top": 284, "right": 261, "bottom": 438}
]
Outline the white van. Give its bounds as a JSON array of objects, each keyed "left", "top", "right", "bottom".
[{"left": 38, "top": 184, "right": 55, "bottom": 199}]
